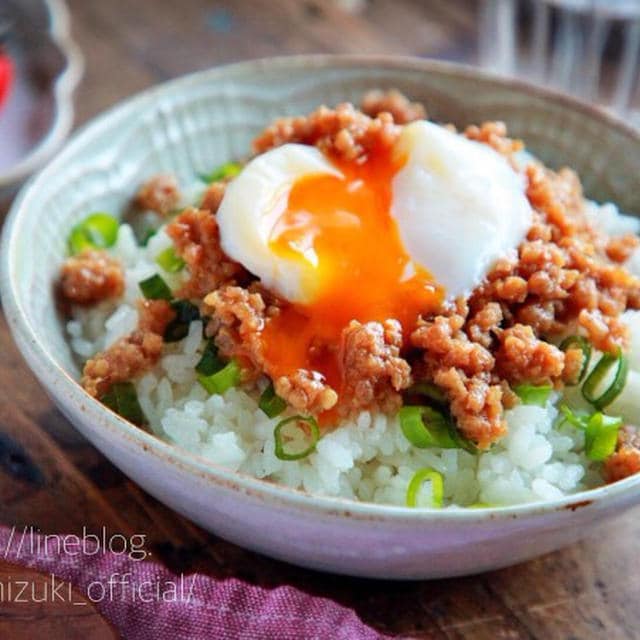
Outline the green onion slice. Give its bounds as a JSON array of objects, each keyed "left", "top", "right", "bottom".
[
  {"left": 513, "top": 383, "right": 553, "bottom": 407},
  {"left": 141, "top": 228, "right": 158, "bottom": 246},
  {"left": 274, "top": 415, "right": 320, "bottom": 461},
  {"left": 399, "top": 406, "right": 457, "bottom": 449},
  {"left": 163, "top": 300, "right": 200, "bottom": 342},
  {"left": 155, "top": 246, "right": 185, "bottom": 273},
  {"left": 399, "top": 406, "right": 477, "bottom": 454},
  {"left": 259, "top": 383, "right": 287, "bottom": 418},
  {"left": 450, "top": 428, "right": 478, "bottom": 455},
  {"left": 100, "top": 382, "right": 146, "bottom": 426},
  {"left": 559, "top": 404, "right": 589, "bottom": 429},
  {"left": 139, "top": 274, "right": 172, "bottom": 301},
  {"left": 200, "top": 161, "right": 242, "bottom": 184},
  {"left": 582, "top": 349, "right": 628, "bottom": 410},
  {"left": 195, "top": 339, "right": 225, "bottom": 376},
  {"left": 456, "top": 438, "right": 478, "bottom": 455},
  {"left": 406, "top": 468, "right": 444, "bottom": 508},
  {"left": 406, "top": 381, "right": 447, "bottom": 406},
  {"left": 559, "top": 335, "right": 592, "bottom": 385},
  {"left": 68, "top": 212, "right": 120, "bottom": 254},
  {"left": 584, "top": 412, "right": 622, "bottom": 461},
  {"left": 559, "top": 405, "right": 622, "bottom": 461},
  {"left": 198, "top": 360, "right": 241, "bottom": 395}
]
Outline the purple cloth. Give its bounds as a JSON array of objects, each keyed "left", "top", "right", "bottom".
[{"left": 0, "top": 525, "right": 388, "bottom": 639}]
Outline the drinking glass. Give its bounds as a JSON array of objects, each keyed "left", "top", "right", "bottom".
[{"left": 479, "top": 0, "right": 640, "bottom": 126}]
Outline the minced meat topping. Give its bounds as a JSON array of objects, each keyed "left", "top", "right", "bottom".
[
  {"left": 58, "top": 90, "right": 640, "bottom": 482},
  {"left": 133, "top": 174, "right": 181, "bottom": 216},
  {"left": 165, "top": 207, "right": 246, "bottom": 299},
  {"left": 60, "top": 249, "right": 124, "bottom": 305},
  {"left": 82, "top": 300, "right": 174, "bottom": 398}
]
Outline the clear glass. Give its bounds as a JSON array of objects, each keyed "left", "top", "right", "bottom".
[{"left": 479, "top": 0, "right": 640, "bottom": 126}]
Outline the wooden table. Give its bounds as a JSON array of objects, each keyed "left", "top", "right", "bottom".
[{"left": 1, "top": 1, "right": 639, "bottom": 638}]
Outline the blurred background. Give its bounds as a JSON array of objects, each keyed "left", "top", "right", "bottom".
[{"left": 1, "top": 0, "right": 640, "bottom": 206}]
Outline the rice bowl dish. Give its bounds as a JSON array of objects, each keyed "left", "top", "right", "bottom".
[{"left": 58, "top": 90, "right": 640, "bottom": 510}]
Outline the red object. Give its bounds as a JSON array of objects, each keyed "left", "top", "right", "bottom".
[{"left": 0, "top": 50, "right": 14, "bottom": 110}]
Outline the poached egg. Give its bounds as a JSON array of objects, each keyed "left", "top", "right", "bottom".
[{"left": 215, "top": 120, "right": 532, "bottom": 403}]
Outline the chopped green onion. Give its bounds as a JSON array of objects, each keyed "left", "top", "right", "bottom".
[
  {"left": 139, "top": 274, "right": 172, "bottom": 300},
  {"left": 400, "top": 406, "right": 478, "bottom": 454},
  {"left": 559, "top": 405, "right": 622, "bottom": 461},
  {"left": 274, "top": 415, "right": 320, "bottom": 461},
  {"left": 406, "top": 381, "right": 447, "bottom": 406},
  {"left": 195, "top": 339, "right": 225, "bottom": 376},
  {"left": 559, "top": 404, "right": 589, "bottom": 429},
  {"left": 164, "top": 300, "right": 200, "bottom": 342},
  {"left": 155, "top": 246, "right": 185, "bottom": 273},
  {"left": 406, "top": 468, "right": 444, "bottom": 508},
  {"left": 560, "top": 335, "right": 592, "bottom": 385},
  {"left": 451, "top": 432, "right": 479, "bottom": 456},
  {"left": 584, "top": 412, "right": 622, "bottom": 461},
  {"left": 582, "top": 349, "right": 628, "bottom": 410},
  {"left": 513, "top": 383, "right": 553, "bottom": 407},
  {"left": 100, "top": 382, "right": 146, "bottom": 426},
  {"left": 259, "top": 383, "right": 287, "bottom": 418},
  {"left": 399, "top": 405, "right": 458, "bottom": 449},
  {"left": 68, "top": 212, "right": 120, "bottom": 254},
  {"left": 200, "top": 161, "right": 242, "bottom": 184},
  {"left": 198, "top": 360, "right": 241, "bottom": 395},
  {"left": 68, "top": 227, "right": 90, "bottom": 254},
  {"left": 141, "top": 227, "right": 158, "bottom": 246}
]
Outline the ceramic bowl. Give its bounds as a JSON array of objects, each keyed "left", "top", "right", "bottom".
[{"left": 2, "top": 55, "right": 640, "bottom": 579}]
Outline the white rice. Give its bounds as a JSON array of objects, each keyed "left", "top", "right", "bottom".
[{"left": 65, "top": 199, "right": 640, "bottom": 507}]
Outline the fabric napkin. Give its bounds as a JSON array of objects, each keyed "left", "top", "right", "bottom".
[{"left": 0, "top": 525, "right": 389, "bottom": 639}]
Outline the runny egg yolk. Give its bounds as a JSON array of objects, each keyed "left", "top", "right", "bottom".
[{"left": 261, "top": 147, "right": 444, "bottom": 406}]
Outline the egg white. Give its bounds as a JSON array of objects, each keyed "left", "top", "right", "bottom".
[
  {"left": 216, "top": 143, "right": 342, "bottom": 303},
  {"left": 217, "top": 123, "right": 532, "bottom": 305},
  {"left": 391, "top": 120, "right": 532, "bottom": 298}
]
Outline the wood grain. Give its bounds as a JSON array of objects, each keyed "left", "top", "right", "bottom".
[
  {"left": 1, "top": 1, "right": 639, "bottom": 638},
  {"left": 0, "top": 560, "right": 118, "bottom": 640}
]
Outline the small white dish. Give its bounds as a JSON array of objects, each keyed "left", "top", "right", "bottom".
[{"left": 0, "top": 0, "right": 83, "bottom": 209}]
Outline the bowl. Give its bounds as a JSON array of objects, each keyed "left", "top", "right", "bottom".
[
  {"left": 2, "top": 55, "right": 640, "bottom": 579},
  {"left": 0, "top": 0, "right": 83, "bottom": 211}
]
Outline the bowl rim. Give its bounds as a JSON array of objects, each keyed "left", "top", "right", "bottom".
[
  {"left": 0, "top": 0, "right": 84, "bottom": 189},
  {"left": 3, "top": 53, "right": 640, "bottom": 524}
]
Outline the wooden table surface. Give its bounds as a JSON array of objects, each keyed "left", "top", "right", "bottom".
[{"left": 1, "top": 1, "right": 639, "bottom": 638}]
